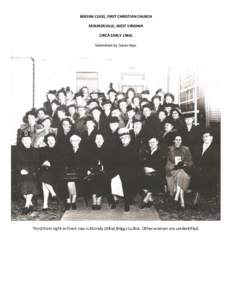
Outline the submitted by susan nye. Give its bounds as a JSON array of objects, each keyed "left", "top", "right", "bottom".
[{"left": 95, "top": 43, "right": 136, "bottom": 48}]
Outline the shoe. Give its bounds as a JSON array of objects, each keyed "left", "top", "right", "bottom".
[
  {"left": 147, "top": 202, "right": 153, "bottom": 208},
  {"left": 97, "top": 205, "right": 102, "bottom": 210},
  {"left": 71, "top": 203, "right": 77, "bottom": 210},
  {"left": 92, "top": 204, "right": 97, "bottom": 210},
  {"left": 42, "top": 208, "right": 48, "bottom": 212},
  {"left": 28, "top": 205, "right": 33, "bottom": 213},
  {"left": 140, "top": 202, "right": 148, "bottom": 209},
  {"left": 22, "top": 207, "right": 29, "bottom": 215},
  {"left": 110, "top": 202, "right": 116, "bottom": 209},
  {"left": 124, "top": 204, "right": 130, "bottom": 212},
  {"left": 65, "top": 203, "right": 71, "bottom": 210}
]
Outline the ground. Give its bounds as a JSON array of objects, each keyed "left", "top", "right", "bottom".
[{"left": 11, "top": 192, "right": 220, "bottom": 221}]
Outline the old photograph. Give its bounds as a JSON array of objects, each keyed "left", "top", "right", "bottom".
[{"left": 11, "top": 57, "right": 220, "bottom": 221}]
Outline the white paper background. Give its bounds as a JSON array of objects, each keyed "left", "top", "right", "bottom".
[{"left": 1, "top": 0, "right": 232, "bottom": 299}]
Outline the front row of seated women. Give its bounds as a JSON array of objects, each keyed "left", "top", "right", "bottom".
[{"left": 14, "top": 127, "right": 219, "bottom": 214}]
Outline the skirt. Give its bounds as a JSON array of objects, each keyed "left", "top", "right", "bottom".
[{"left": 166, "top": 169, "right": 191, "bottom": 195}]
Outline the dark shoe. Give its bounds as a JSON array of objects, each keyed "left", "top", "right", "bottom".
[
  {"left": 71, "top": 203, "right": 77, "bottom": 210},
  {"left": 92, "top": 204, "right": 97, "bottom": 210},
  {"left": 65, "top": 203, "right": 71, "bottom": 210},
  {"left": 22, "top": 207, "right": 29, "bottom": 215},
  {"left": 110, "top": 202, "right": 116, "bottom": 209},
  {"left": 140, "top": 202, "right": 148, "bottom": 209},
  {"left": 42, "top": 208, "right": 48, "bottom": 212},
  {"left": 147, "top": 202, "right": 153, "bottom": 208},
  {"left": 124, "top": 204, "right": 130, "bottom": 212},
  {"left": 97, "top": 205, "right": 101, "bottom": 210},
  {"left": 28, "top": 205, "right": 33, "bottom": 213}
]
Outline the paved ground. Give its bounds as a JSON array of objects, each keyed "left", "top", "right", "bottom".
[
  {"left": 61, "top": 198, "right": 160, "bottom": 221},
  {"left": 11, "top": 192, "right": 220, "bottom": 221}
]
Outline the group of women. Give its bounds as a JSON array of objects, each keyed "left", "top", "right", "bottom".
[{"left": 13, "top": 85, "right": 220, "bottom": 215}]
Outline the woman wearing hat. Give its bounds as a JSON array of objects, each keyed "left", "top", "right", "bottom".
[
  {"left": 14, "top": 133, "right": 39, "bottom": 214},
  {"left": 63, "top": 133, "right": 89, "bottom": 210},
  {"left": 170, "top": 108, "right": 185, "bottom": 136},
  {"left": 182, "top": 112, "right": 201, "bottom": 162},
  {"left": 90, "top": 106, "right": 111, "bottom": 137},
  {"left": 155, "top": 110, "right": 167, "bottom": 137},
  {"left": 126, "top": 88, "right": 136, "bottom": 105},
  {"left": 43, "top": 90, "right": 57, "bottom": 116},
  {"left": 165, "top": 135, "right": 193, "bottom": 208},
  {"left": 39, "top": 133, "right": 60, "bottom": 211},
  {"left": 17, "top": 110, "right": 40, "bottom": 147},
  {"left": 116, "top": 128, "right": 142, "bottom": 212},
  {"left": 142, "top": 104, "right": 157, "bottom": 142},
  {"left": 56, "top": 117, "right": 74, "bottom": 155},
  {"left": 140, "top": 136, "right": 166, "bottom": 208},
  {"left": 163, "top": 92, "right": 180, "bottom": 110},
  {"left": 34, "top": 116, "right": 57, "bottom": 148},
  {"left": 86, "top": 133, "right": 111, "bottom": 209},
  {"left": 159, "top": 117, "right": 178, "bottom": 148}
]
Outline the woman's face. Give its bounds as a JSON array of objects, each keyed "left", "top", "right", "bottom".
[
  {"left": 70, "top": 135, "right": 81, "bottom": 148},
  {"left": 68, "top": 106, "right": 76, "bottom": 116},
  {"left": 109, "top": 92, "right": 116, "bottom": 102},
  {"left": 109, "top": 122, "right": 119, "bottom": 133},
  {"left": 51, "top": 103, "right": 59, "bottom": 112},
  {"left": 165, "top": 96, "right": 173, "bottom": 104},
  {"left": 42, "top": 119, "right": 51, "bottom": 129},
  {"left": 22, "top": 136, "right": 32, "bottom": 148},
  {"left": 133, "top": 97, "right": 140, "bottom": 107},
  {"left": 58, "top": 92, "right": 66, "bottom": 103},
  {"left": 86, "top": 120, "right": 95, "bottom": 131},
  {"left": 37, "top": 110, "right": 45, "bottom": 120},
  {"left": 174, "top": 136, "right": 182, "bottom": 148},
  {"left": 165, "top": 123, "right": 173, "bottom": 132},
  {"left": 143, "top": 107, "right": 151, "bottom": 118},
  {"left": 95, "top": 134, "right": 104, "bottom": 148},
  {"left": 128, "top": 110, "right": 135, "bottom": 119},
  {"left": 92, "top": 109, "right": 101, "bottom": 120},
  {"left": 149, "top": 138, "right": 159, "bottom": 150},
  {"left": 28, "top": 114, "right": 36, "bottom": 126},
  {"left": 47, "top": 93, "right": 56, "bottom": 101},
  {"left": 66, "top": 91, "right": 73, "bottom": 101},
  {"left": 112, "top": 109, "right": 120, "bottom": 118},
  {"left": 133, "top": 121, "right": 142, "bottom": 133},
  {"left": 47, "top": 136, "right": 56, "bottom": 148},
  {"left": 158, "top": 111, "right": 166, "bottom": 121},
  {"left": 57, "top": 110, "right": 66, "bottom": 120},
  {"left": 153, "top": 97, "right": 160, "bottom": 107},
  {"left": 103, "top": 103, "right": 111, "bottom": 111},
  {"left": 119, "top": 102, "right": 127, "bottom": 112},
  {"left": 172, "top": 111, "right": 179, "bottom": 120},
  {"left": 128, "top": 90, "right": 135, "bottom": 99},
  {"left": 62, "top": 120, "right": 71, "bottom": 132}
]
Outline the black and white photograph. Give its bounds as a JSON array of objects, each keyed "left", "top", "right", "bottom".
[{"left": 11, "top": 58, "right": 221, "bottom": 221}]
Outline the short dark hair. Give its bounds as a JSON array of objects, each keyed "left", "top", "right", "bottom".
[{"left": 44, "top": 133, "right": 56, "bottom": 145}]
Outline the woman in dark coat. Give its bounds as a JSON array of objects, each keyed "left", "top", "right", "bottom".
[
  {"left": 63, "top": 133, "right": 89, "bottom": 210},
  {"left": 39, "top": 133, "right": 60, "bottom": 210},
  {"left": 159, "top": 118, "right": 179, "bottom": 149},
  {"left": 116, "top": 128, "right": 142, "bottom": 212},
  {"left": 171, "top": 108, "right": 185, "bottom": 136},
  {"left": 56, "top": 117, "right": 74, "bottom": 155},
  {"left": 15, "top": 133, "right": 39, "bottom": 214},
  {"left": 140, "top": 136, "right": 166, "bottom": 208},
  {"left": 86, "top": 133, "right": 112, "bottom": 209}
]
